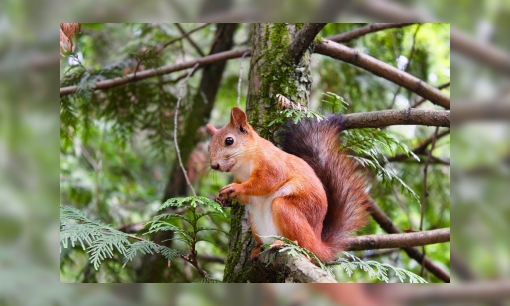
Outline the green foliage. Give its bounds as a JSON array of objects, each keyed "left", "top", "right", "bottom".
[
  {"left": 321, "top": 91, "right": 349, "bottom": 114},
  {"left": 335, "top": 252, "right": 427, "bottom": 283},
  {"left": 61, "top": 195, "right": 226, "bottom": 276},
  {"left": 341, "top": 128, "right": 421, "bottom": 202},
  {"left": 144, "top": 196, "right": 228, "bottom": 252},
  {"left": 267, "top": 106, "right": 325, "bottom": 129},
  {"left": 60, "top": 206, "right": 133, "bottom": 270},
  {"left": 60, "top": 23, "right": 449, "bottom": 283},
  {"left": 260, "top": 236, "right": 334, "bottom": 275}
]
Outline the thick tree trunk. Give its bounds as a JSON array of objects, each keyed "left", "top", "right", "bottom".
[{"left": 224, "top": 23, "right": 317, "bottom": 283}]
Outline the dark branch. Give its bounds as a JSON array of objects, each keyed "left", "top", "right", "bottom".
[
  {"left": 411, "top": 82, "right": 450, "bottom": 108},
  {"left": 387, "top": 129, "right": 450, "bottom": 163},
  {"left": 314, "top": 39, "right": 450, "bottom": 109},
  {"left": 344, "top": 228, "right": 450, "bottom": 251},
  {"left": 326, "top": 23, "right": 415, "bottom": 43},
  {"left": 388, "top": 153, "right": 450, "bottom": 166},
  {"left": 60, "top": 48, "right": 250, "bottom": 96},
  {"left": 369, "top": 201, "right": 450, "bottom": 282},
  {"left": 175, "top": 23, "right": 205, "bottom": 57},
  {"left": 155, "top": 23, "right": 210, "bottom": 54},
  {"left": 342, "top": 109, "right": 450, "bottom": 129},
  {"left": 288, "top": 23, "right": 327, "bottom": 64}
]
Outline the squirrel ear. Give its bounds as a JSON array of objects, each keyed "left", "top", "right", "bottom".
[
  {"left": 206, "top": 124, "right": 217, "bottom": 136},
  {"left": 230, "top": 107, "right": 249, "bottom": 133}
]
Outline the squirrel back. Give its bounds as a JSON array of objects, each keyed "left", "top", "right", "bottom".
[{"left": 276, "top": 115, "right": 371, "bottom": 254}]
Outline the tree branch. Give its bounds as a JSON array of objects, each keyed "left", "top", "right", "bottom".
[
  {"left": 341, "top": 109, "right": 450, "bottom": 129},
  {"left": 254, "top": 248, "right": 337, "bottom": 283},
  {"left": 60, "top": 48, "right": 250, "bottom": 96},
  {"left": 288, "top": 23, "right": 327, "bottom": 64},
  {"left": 411, "top": 82, "right": 450, "bottom": 108},
  {"left": 369, "top": 201, "right": 450, "bottom": 282},
  {"left": 314, "top": 39, "right": 450, "bottom": 109},
  {"left": 155, "top": 23, "right": 210, "bottom": 55},
  {"left": 344, "top": 228, "right": 450, "bottom": 251},
  {"left": 387, "top": 129, "right": 450, "bottom": 163},
  {"left": 326, "top": 23, "right": 415, "bottom": 43}
]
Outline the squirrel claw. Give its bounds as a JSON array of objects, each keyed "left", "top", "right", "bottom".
[{"left": 215, "top": 196, "right": 232, "bottom": 208}]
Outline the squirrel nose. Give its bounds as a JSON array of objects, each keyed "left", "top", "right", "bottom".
[{"left": 211, "top": 163, "right": 220, "bottom": 170}]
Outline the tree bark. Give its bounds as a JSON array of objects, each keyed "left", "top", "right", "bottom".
[
  {"left": 344, "top": 228, "right": 450, "bottom": 251},
  {"left": 342, "top": 109, "right": 450, "bottom": 129},
  {"left": 224, "top": 23, "right": 318, "bottom": 282}
]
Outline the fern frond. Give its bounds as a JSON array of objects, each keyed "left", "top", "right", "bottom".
[
  {"left": 342, "top": 128, "right": 420, "bottom": 202},
  {"left": 336, "top": 252, "right": 427, "bottom": 283},
  {"left": 88, "top": 234, "right": 131, "bottom": 270},
  {"left": 158, "top": 196, "right": 226, "bottom": 215}
]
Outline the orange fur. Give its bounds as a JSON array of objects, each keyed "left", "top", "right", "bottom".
[{"left": 207, "top": 107, "right": 370, "bottom": 262}]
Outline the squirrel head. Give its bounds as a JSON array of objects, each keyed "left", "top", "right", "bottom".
[{"left": 206, "top": 107, "right": 255, "bottom": 172}]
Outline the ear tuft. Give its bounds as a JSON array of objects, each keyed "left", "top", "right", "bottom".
[
  {"left": 206, "top": 124, "right": 217, "bottom": 136},
  {"left": 230, "top": 107, "right": 248, "bottom": 132}
]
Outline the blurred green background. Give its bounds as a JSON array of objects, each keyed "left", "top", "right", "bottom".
[{"left": 1, "top": 0, "right": 509, "bottom": 304}]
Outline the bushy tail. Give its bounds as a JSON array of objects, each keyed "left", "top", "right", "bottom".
[{"left": 277, "top": 115, "right": 371, "bottom": 256}]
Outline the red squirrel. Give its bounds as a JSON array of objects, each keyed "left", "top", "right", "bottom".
[{"left": 206, "top": 107, "right": 370, "bottom": 262}]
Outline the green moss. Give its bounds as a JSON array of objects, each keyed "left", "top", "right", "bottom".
[{"left": 252, "top": 23, "right": 312, "bottom": 138}]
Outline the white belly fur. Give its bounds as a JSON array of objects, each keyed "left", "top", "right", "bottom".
[{"left": 247, "top": 184, "right": 292, "bottom": 244}]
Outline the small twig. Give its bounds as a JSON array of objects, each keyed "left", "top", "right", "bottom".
[
  {"left": 175, "top": 23, "right": 206, "bottom": 57},
  {"left": 420, "top": 127, "right": 440, "bottom": 232},
  {"left": 174, "top": 63, "right": 199, "bottom": 197},
  {"left": 392, "top": 186, "right": 413, "bottom": 230},
  {"left": 358, "top": 248, "right": 399, "bottom": 259},
  {"left": 385, "top": 128, "right": 450, "bottom": 164},
  {"left": 411, "top": 82, "right": 451, "bottom": 108},
  {"left": 419, "top": 127, "right": 440, "bottom": 277},
  {"left": 326, "top": 23, "right": 415, "bottom": 43},
  {"left": 156, "top": 23, "right": 210, "bottom": 55},
  {"left": 236, "top": 51, "right": 249, "bottom": 108}
]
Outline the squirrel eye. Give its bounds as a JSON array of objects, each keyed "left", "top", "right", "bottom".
[{"left": 225, "top": 137, "right": 234, "bottom": 146}]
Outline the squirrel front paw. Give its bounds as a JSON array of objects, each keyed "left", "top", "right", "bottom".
[
  {"left": 218, "top": 183, "right": 240, "bottom": 199},
  {"left": 215, "top": 183, "right": 240, "bottom": 207}
]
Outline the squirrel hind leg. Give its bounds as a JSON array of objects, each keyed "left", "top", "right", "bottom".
[
  {"left": 271, "top": 196, "right": 334, "bottom": 263},
  {"left": 250, "top": 217, "right": 264, "bottom": 261}
]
